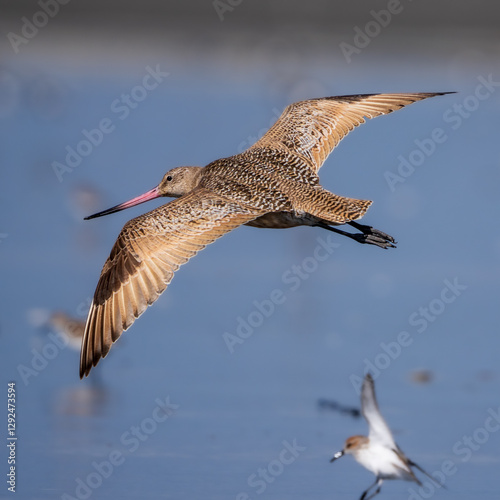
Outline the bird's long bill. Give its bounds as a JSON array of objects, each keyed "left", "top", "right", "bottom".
[
  {"left": 330, "top": 450, "right": 344, "bottom": 463},
  {"left": 84, "top": 186, "right": 161, "bottom": 220}
]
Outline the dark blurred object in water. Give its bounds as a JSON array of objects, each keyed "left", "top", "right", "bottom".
[
  {"left": 476, "top": 369, "right": 496, "bottom": 382},
  {"left": 317, "top": 398, "right": 361, "bottom": 418},
  {"left": 409, "top": 369, "right": 434, "bottom": 385}
]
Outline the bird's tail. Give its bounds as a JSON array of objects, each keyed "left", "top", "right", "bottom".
[
  {"left": 288, "top": 184, "right": 372, "bottom": 225},
  {"left": 408, "top": 459, "right": 447, "bottom": 490}
]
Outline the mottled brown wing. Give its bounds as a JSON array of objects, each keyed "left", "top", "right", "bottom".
[
  {"left": 249, "top": 93, "right": 450, "bottom": 173},
  {"left": 80, "top": 188, "right": 262, "bottom": 377}
]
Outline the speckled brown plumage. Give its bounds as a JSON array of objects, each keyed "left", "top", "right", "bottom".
[{"left": 80, "top": 92, "right": 451, "bottom": 377}]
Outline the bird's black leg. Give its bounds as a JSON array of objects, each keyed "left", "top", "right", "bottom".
[
  {"left": 314, "top": 222, "right": 396, "bottom": 249},
  {"left": 360, "top": 477, "right": 383, "bottom": 500}
]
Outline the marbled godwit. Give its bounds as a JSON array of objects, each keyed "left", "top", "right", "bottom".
[
  {"left": 80, "top": 92, "right": 450, "bottom": 377},
  {"left": 330, "top": 374, "right": 438, "bottom": 500}
]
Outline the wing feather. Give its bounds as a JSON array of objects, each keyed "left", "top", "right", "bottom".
[
  {"left": 249, "top": 93, "right": 451, "bottom": 173},
  {"left": 80, "top": 188, "right": 261, "bottom": 377},
  {"left": 361, "top": 374, "right": 397, "bottom": 449}
]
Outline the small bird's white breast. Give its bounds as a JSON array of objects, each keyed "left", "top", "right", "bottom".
[{"left": 353, "top": 443, "right": 410, "bottom": 480}]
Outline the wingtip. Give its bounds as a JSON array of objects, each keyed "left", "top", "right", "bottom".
[
  {"left": 414, "top": 91, "right": 456, "bottom": 96},
  {"left": 362, "top": 373, "right": 376, "bottom": 398},
  {"left": 79, "top": 347, "right": 104, "bottom": 379},
  {"left": 79, "top": 330, "right": 89, "bottom": 379},
  {"left": 423, "top": 91, "right": 455, "bottom": 95},
  {"left": 79, "top": 330, "right": 94, "bottom": 379},
  {"left": 79, "top": 357, "right": 91, "bottom": 379},
  {"left": 79, "top": 363, "right": 88, "bottom": 379},
  {"left": 426, "top": 91, "right": 456, "bottom": 98},
  {"left": 405, "top": 91, "right": 456, "bottom": 101}
]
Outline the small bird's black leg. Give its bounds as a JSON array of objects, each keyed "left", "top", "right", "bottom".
[
  {"left": 360, "top": 477, "right": 383, "bottom": 500},
  {"left": 314, "top": 222, "right": 396, "bottom": 249}
]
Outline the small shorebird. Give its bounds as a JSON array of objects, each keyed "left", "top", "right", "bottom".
[
  {"left": 50, "top": 312, "right": 86, "bottom": 351},
  {"left": 330, "top": 374, "right": 438, "bottom": 500},
  {"left": 80, "top": 92, "right": 451, "bottom": 377}
]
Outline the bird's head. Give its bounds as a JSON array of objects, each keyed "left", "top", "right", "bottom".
[
  {"left": 157, "top": 166, "right": 203, "bottom": 198},
  {"left": 84, "top": 166, "right": 203, "bottom": 220},
  {"left": 330, "top": 435, "right": 368, "bottom": 462}
]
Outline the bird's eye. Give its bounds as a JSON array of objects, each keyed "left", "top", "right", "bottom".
[{"left": 166, "top": 176, "right": 173, "bottom": 181}]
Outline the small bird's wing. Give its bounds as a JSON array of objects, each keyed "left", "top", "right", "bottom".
[
  {"left": 80, "top": 188, "right": 263, "bottom": 378},
  {"left": 248, "top": 93, "right": 451, "bottom": 174},
  {"left": 361, "top": 374, "right": 397, "bottom": 449},
  {"left": 393, "top": 447, "right": 422, "bottom": 484}
]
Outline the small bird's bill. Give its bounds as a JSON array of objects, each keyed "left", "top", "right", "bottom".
[
  {"left": 330, "top": 450, "right": 344, "bottom": 462},
  {"left": 85, "top": 186, "right": 161, "bottom": 220}
]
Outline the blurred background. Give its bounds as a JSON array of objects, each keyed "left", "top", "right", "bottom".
[{"left": 1, "top": 1, "right": 499, "bottom": 498}]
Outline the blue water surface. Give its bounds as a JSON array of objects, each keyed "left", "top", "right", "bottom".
[{"left": 1, "top": 22, "right": 499, "bottom": 500}]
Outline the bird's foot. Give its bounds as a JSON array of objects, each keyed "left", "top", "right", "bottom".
[
  {"left": 315, "top": 222, "right": 396, "bottom": 249},
  {"left": 349, "top": 231, "right": 396, "bottom": 249},
  {"left": 347, "top": 221, "right": 397, "bottom": 247}
]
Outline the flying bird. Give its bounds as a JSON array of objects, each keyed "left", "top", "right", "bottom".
[
  {"left": 330, "top": 374, "right": 439, "bottom": 500},
  {"left": 80, "top": 92, "right": 451, "bottom": 377}
]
